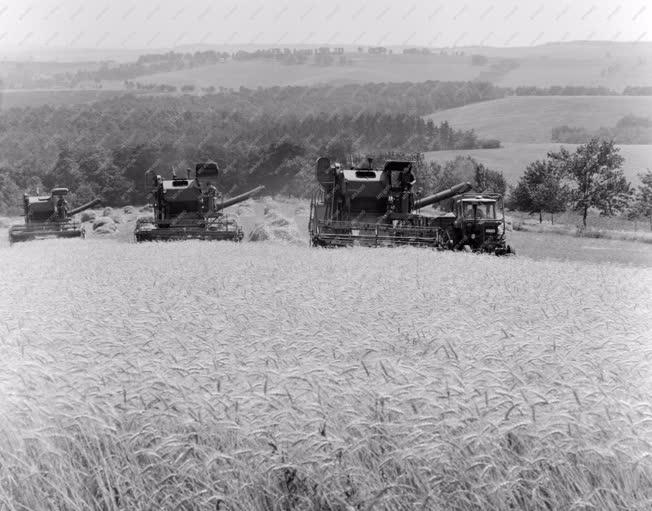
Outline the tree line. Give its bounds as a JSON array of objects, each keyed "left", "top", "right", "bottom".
[
  {"left": 508, "top": 138, "right": 651, "bottom": 228},
  {"left": 0, "top": 104, "right": 497, "bottom": 214},
  {"left": 4, "top": 45, "right": 651, "bottom": 96},
  {"left": 0, "top": 80, "right": 515, "bottom": 214}
]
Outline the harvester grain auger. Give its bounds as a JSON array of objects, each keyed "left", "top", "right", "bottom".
[
  {"left": 8, "top": 188, "right": 101, "bottom": 244},
  {"left": 134, "top": 161, "right": 264, "bottom": 242},
  {"left": 308, "top": 156, "right": 472, "bottom": 248}
]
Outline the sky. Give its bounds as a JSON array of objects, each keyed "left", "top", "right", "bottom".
[{"left": 0, "top": 0, "right": 650, "bottom": 52}]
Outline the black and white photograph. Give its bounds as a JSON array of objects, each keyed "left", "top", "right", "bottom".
[{"left": 0, "top": 0, "right": 651, "bottom": 509}]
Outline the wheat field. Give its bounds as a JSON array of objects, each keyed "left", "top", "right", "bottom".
[{"left": 0, "top": 240, "right": 651, "bottom": 510}]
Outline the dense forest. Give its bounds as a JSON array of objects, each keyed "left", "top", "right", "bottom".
[{"left": 0, "top": 80, "right": 508, "bottom": 213}]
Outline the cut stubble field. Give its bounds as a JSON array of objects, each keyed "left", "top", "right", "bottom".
[{"left": 0, "top": 240, "right": 651, "bottom": 510}]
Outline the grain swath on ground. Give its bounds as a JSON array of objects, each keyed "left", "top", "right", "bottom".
[{"left": 0, "top": 240, "right": 651, "bottom": 510}]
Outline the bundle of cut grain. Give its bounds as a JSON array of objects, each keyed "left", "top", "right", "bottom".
[
  {"left": 269, "top": 216, "right": 290, "bottom": 227},
  {"left": 248, "top": 224, "right": 270, "bottom": 241},
  {"left": 80, "top": 210, "right": 96, "bottom": 222},
  {"left": 270, "top": 227, "right": 303, "bottom": 244},
  {"left": 237, "top": 204, "right": 254, "bottom": 216},
  {"left": 504, "top": 216, "right": 514, "bottom": 232},
  {"left": 92, "top": 216, "right": 117, "bottom": 234},
  {"left": 249, "top": 214, "right": 303, "bottom": 244}
]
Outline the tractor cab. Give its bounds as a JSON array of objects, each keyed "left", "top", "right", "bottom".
[
  {"left": 451, "top": 193, "right": 510, "bottom": 253},
  {"left": 460, "top": 198, "right": 497, "bottom": 221}
]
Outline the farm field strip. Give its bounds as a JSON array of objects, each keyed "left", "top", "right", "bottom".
[
  {"left": 424, "top": 96, "right": 652, "bottom": 143},
  {"left": 0, "top": 241, "right": 651, "bottom": 509}
]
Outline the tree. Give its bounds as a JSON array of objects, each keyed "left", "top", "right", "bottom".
[
  {"left": 508, "top": 159, "right": 569, "bottom": 222},
  {"left": 0, "top": 170, "right": 22, "bottom": 215},
  {"left": 43, "top": 147, "right": 82, "bottom": 191},
  {"left": 322, "top": 136, "right": 354, "bottom": 164},
  {"left": 474, "top": 163, "right": 507, "bottom": 195},
  {"left": 549, "top": 138, "right": 632, "bottom": 228},
  {"left": 628, "top": 170, "right": 652, "bottom": 230}
]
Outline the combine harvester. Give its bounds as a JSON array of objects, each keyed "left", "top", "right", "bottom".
[
  {"left": 8, "top": 188, "right": 100, "bottom": 244},
  {"left": 134, "top": 161, "right": 264, "bottom": 242},
  {"left": 309, "top": 157, "right": 513, "bottom": 255}
]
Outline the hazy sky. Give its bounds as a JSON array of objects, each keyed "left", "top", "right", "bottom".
[{"left": 0, "top": 0, "right": 650, "bottom": 51}]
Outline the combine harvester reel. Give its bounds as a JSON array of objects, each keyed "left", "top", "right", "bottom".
[
  {"left": 8, "top": 188, "right": 101, "bottom": 244},
  {"left": 134, "top": 161, "right": 264, "bottom": 242}
]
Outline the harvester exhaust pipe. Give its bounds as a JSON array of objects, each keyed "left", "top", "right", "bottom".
[
  {"left": 214, "top": 185, "right": 265, "bottom": 211},
  {"left": 69, "top": 198, "right": 102, "bottom": 216},
  {"left": 414, "top": 182, "right": 473, "bottom": 209}
]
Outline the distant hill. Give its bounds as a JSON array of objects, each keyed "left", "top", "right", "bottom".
[
  {"left": 0, "top": 89, "right": 132, "bottom": 110},
  {"left": 134, "top": 54, "right": 481, "bottom": 89},
  {"left": 4, "top": 40, "right": 652, "bottom": 62},
  {"left": 3, "top": 40, "right": 651, "bottom": 93},
  {"left": 124, "top": 41, "right": 652, "bottom": 91},
  {"left": 132, "top": 52, "right": 652, "bottom": 91},
  {"left": 424, "top": 96, "right": 652, "bottom": 143}
]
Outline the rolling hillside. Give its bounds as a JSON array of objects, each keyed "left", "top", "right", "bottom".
[
  {"left": 424, "top": 96, "right": 652, "bottom": 143},
  {"left": 132, "top": 43, "right": 652, "bottom": 90},
  {"left": 424, "top": 142, "right": 651, "bottom": 185},
  {"left": 134, "top": 54, "right": 482, "bottom": 89},
  {"left": 0, "top": 88, "right": 129, "bottom": 110}
]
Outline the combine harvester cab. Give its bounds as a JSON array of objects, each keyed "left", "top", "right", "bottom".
[
  {"left": 308, "top": 156, "right": 472, "bottom": 248},
  {"left": 447, "top": 193, "right": 514, "bottom": 256},
  {"left": 134, "top": 161, "right": 264, "bottom": 242},
  {"left": 8, "top": 188, "right": 101, "bottom": 244}
]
